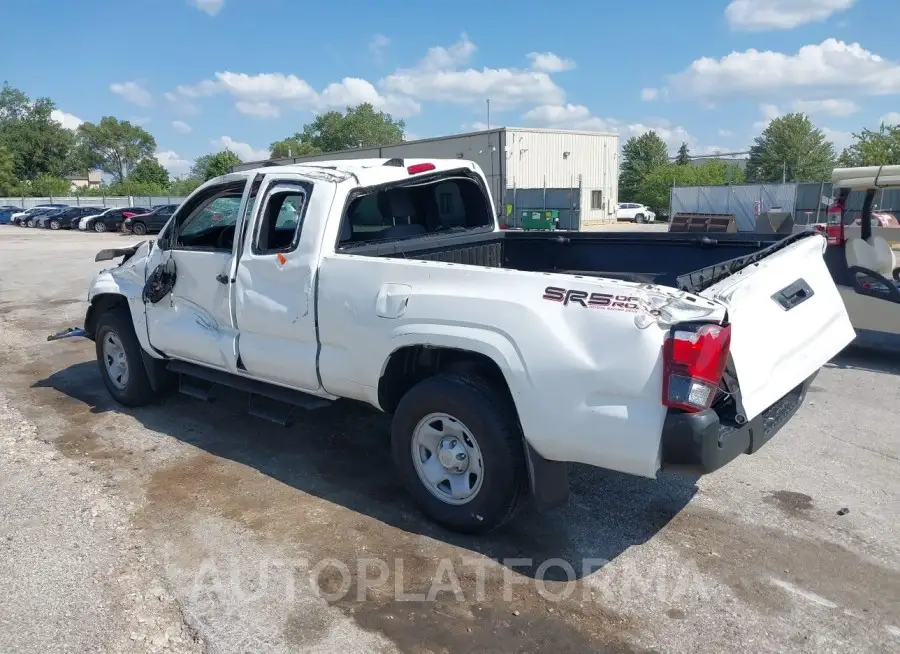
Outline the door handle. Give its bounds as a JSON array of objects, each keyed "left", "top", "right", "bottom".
[{"left": 216, "top": 273, "right": 230, "bottom": 284}]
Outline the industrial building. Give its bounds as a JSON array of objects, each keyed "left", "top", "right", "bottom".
[{"left": 234, "top": 127, "right": 620, "bottom": 229}]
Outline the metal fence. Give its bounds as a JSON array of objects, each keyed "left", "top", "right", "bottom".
[
  {"left": 502, "top": 187, "right": 581, "bottom": 230},
  {"left": 671, "top": 182, "right": 900, "bottom": 231},
  {"left": 0, "top": 196, "right": 188, "bottom": 210}
]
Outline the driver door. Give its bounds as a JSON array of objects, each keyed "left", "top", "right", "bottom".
[{"left": 145, "top": 177, "right": 254, "bottom": 370}]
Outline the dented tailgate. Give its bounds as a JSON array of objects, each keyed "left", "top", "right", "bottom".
[{"left": 699, "top": 233, "right": 855, "bottom": 421}]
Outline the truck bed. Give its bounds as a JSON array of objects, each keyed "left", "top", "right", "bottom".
[{"left": 347, "top": 229, "right": 794, "bottom": 293}]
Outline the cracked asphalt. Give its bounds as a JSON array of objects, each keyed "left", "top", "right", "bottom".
[{"left": 1, "top": 228, "right": 898, "bottom": 653}]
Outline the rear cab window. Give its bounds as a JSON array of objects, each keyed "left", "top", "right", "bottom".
[{"left": 337, "top": 171, "right": 493, "bottom": 248}]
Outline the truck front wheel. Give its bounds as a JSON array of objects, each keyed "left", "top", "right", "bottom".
[
  {"left": 94, "top": 308, "right": 157, "bottom": 407},
  {"left": 391, "top": 373, "right": 528, "bottom": 534}
]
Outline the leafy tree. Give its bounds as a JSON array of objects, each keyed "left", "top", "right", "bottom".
[
  {"left": 75, "top": 116, "right": 156, "bottom": 182},
  {"left": 638, "top": 161, "right": 744, "bottom": 210},
  {"left": 9, "top": 175, "right": 72, "bottom": 197},
  {"left": 129, "top": 158, "right": 170, "bottom": 187},
  {"left": 169, "top": 176, "right": 203, "bottom": 196},
  {"left": 0, "top": 147, "right": 16, "bottom": 195},
  {"left": 270, "top": 137, "right": 321, "bottom": 159},
  {"left": 274, "top": 103, "right": 405, "bottom": 155},
  {"left": 619, "top": 131, "right": 669, "bottom": 201},
  {"left": 192, "top": 150, "right": 242, "bottom": 181},
  {"left": 838, "top": 122, "right": 900, "bottom": 167},
  {"left": 675, "top": 142, "right": 691, "bottom": 165},
  {"left": 746, "top": 113, "right": 835, "bottom": 183},
  {"left": 0, "top": 83, "right": 75, "bottom": 180}
]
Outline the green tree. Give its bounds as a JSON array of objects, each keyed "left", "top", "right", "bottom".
[
  {"left": 637, "top": 161, "right": 745, "bottom": 211},
  {"left": 0, "top": 147, "right": 16, "bottom": 195},
  {"left": 74, "top": 116, "right": 156, "bottom": 182},
  {"left": 274, "top": 103, "right": 405, "bottom": 155},
  {"left": 838, "top": 122, "right": 900, "bottom": 167},
  {"left": 675, "top": 142, "right": 691, "bottom": 165},
  {"left": 0, "top": 83, "right": 75, "bottom": 180},
  {"left": 192, "top": 150, "right": 242, "bottom": 181},
  {"left": 746, "top": 113, "right": 835, "bottom": 183},
  {"left": 270, "top": 137, "right": 321, "bottom": 159},
  {"left": 619, "top": 131, "right": 669, "bottom": 201},
  {"left": 169, "top": 176, "right": 203, "bottom": 196},
  {"left": 9, "top": 175, "right": 72, "bottom": 197},
  {"left": 129, "top": 158, "right": 170, "bottom": 187}
]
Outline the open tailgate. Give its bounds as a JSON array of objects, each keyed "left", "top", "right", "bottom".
[{"left": 699, "top": 233, "right": 855, "bottom": 421}]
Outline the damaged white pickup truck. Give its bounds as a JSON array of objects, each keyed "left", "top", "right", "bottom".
[{"left": 51, "top": 157, "right": 855, "bottom": 533}]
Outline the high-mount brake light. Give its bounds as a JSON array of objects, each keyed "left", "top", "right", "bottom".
[
  {"left": 662, "top": 323, "right": 731, "bottom": 413},
  {"left": 407, "top": 163, "right": 436, "bottom": 175}
]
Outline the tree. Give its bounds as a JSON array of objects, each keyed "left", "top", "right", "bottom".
[
  {"left": 169, "top": 176, "right": 203, "bottom": 196},
  {"left": 273, "top": 103, "right": 405, "bottom": 155},
  {"left": 270, "top": 137, "right": 321, "bottom": 159},
  {"left": 838, "top": 122, "right": 900, "bottom": 167},
  {"left": 129, "top": 158, "right": 170, "bottom": 187},
  {"left": 637, "top": 161, "right": 745, "bottom": 210},
  {"left": 192, "top": 150, "right": 242, "bottom": 181},
  {"left": 0, "top": 147, "right": 16, "bottom": 195},
  {"left": 75, "top": 116, "right": 156, "bottom": 182},
  {"left": 676, "top": 142, "right": 691, "bottom": 165},
  {"left": 0, "top": 83, "right": 75, "bottom": 180},
  {"left": 746, "top": 113, "right": 835, "bottom": 183},
  {"left": 619, "top": 131, "right": 669, "bottom": 201}
]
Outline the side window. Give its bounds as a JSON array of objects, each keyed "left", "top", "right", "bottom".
[
  {"left": 253, "top": 182, "right": 310, "bottom": 254},
  {"left": 169, "top": 180, "right": 248, "bottom": 251}
]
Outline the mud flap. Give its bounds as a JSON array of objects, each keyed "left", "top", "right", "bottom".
[{"left": 524, "top": 441, "right": 570, "bottom": 512}]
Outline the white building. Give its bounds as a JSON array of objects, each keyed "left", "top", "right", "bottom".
[{"left": 234, "top": 127, "right": 619, "bottom": 228}]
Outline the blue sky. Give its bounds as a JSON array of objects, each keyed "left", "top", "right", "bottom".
[{"left": 3, "top": 0, "right": 899, "bottom": 175}]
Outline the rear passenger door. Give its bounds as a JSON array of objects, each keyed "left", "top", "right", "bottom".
[{"left": 232, "top": 174, "right": 322, "bottom": 392}]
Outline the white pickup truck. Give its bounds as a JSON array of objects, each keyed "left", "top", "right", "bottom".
[{"left": 50, "top": 157, "right": 855, "bottom": 533}]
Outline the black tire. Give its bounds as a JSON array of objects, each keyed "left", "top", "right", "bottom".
[
  {"left": 131, "top": 221, "right": 147, "bottom": 236},
  {"left": 93, "top": 221, "right": 107, "bottom": 233},
  {"left": 94, "top": 308, "right": 157, "bottom": 407},
  {"left": 26, "top": 219, "right": 34, "bottom": 228},
  {"left": 635, "top": 213, "right": 646, "bottom": 224},
  {"left": 49, "top": 219, "right": 60, "bottom": 230},
  {"left": 391, "top": 372, "right": 528, "bottom": 534}
]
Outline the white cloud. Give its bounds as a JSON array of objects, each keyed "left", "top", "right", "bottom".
[
  {"left": 669, "top": 39, "right": 900, "bottom": 101},
  {"left": 50, "top": 109, "right": 83, "bottom": 130},
  {"left": 131, "top": 116, "right": 152, "bottom": 126},
  {"left": 171, "top": 120, "right": 192, "bottom": 134},
  {"left": 370, "top": 34, "right": 390, "bottom": 60},
  {"left": 641, "top": 88, "right": 659, "bottom": 101},
  {"left": 523, "top": 104, "right": 614, "bottom": 131},
  {"left": 718, "top": 128, "right": 734, "bottom": 137},
  {"left": 318, "top": 78, "right": 420, "bottom": 117},
  {"left": 380, "top": 34, "right": 565, "bottom": 109},
  {"left": 155, "top": 150, "right": 192, "bottom": 176},
  {"left": 753, "top": 103, "right": 784, "bottom": 128},
  {"left": 823, "top": 127, "right": 854, "bottom": 150},
  {"left": 622, "top": 121, "right": 695, "bottom": 153},
  {"left": 110, "top": 81, "right": 152, "bottom": 107},
  {"left": 880, "top": 112, "right": 900, "bottom": 125},
  {"left": 791, "top": 98, "right": 859, "bottom": 116},
  {"left": 726, "top": 0, "right": 855, "bottom": 31},
  {"left": 189, "top": 0, "right": 224, "bottom": 16},
  {"left": 526, "top": 52, "right": 575, "bottom": 73},
  {"left": 235, "top": 100, "right": 280, "bottom": 118},
  {"left": 164, "top": 91, "right": 200, "bottom": 115},
  {"left": 213, "top": 136, "right": 270, "bottom": 162}
]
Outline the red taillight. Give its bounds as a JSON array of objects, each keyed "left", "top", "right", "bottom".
[
  {"left": 662, "top": 323, "right": 731, "bottom": 413},
  {"left": 407, "top": 163, "right": 436, "bottom": 175}
]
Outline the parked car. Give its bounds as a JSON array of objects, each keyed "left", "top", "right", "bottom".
[
  {"left": 122, "top": 204, "right": 179, "bottom": 234},
  {"left": 19, "top": 207, "right": 62, "bottom": 227},
  {"left": 11, "top": 204, "right": 68, "bottom": 226},
  {"left": 82, "top": 206, "right": 147, "bottom": 233},
  {"left": 615, "top": 202, "right": 656, "bottom": 223},
  {"left": 40, "top": 206, "right": 106, "bottom": 230},
  {"left": 0, "top": 206, "right": 23, "bottom": 224},
  {"left": 50, "top": 157, "right": 854, "bottom": 534}
]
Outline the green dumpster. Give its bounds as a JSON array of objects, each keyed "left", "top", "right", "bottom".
[{"left": 520, "top": 209, "right": 558, "bottom": 231}]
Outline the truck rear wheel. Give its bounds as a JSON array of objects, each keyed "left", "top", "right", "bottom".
[
  {"left": 95, "top": 308, "right": 157, "bottom": 407},
  {"left": 391, "top": 373, "right": 528, "bottom": 533}
]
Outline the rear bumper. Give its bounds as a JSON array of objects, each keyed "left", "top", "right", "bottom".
[{"left": 660, "top": 372, "right": 817, "bottom": 475}]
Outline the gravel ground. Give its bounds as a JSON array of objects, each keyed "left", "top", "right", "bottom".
[{"left": 1, "top": 227, "right": 899, "bottom": 653}]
